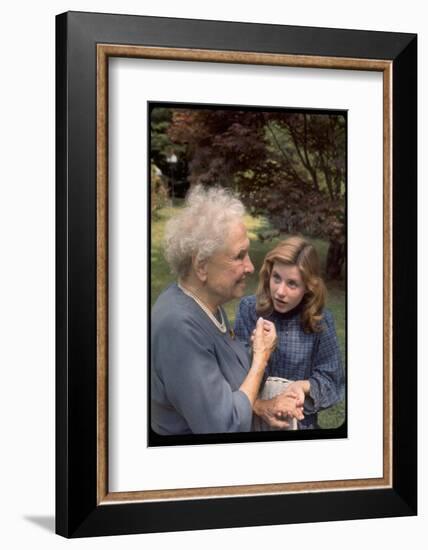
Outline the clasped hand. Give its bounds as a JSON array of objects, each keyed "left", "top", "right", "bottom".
[
  {"left": 251, "top": 318, "right": 277, "bottom": 359},
  {"left": 256, "top": 390, "right": 304, "bottom": 429}
]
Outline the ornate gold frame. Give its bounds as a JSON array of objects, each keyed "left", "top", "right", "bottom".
[{"left": 96, "top": 44, "right": 392, "bottom": 504}]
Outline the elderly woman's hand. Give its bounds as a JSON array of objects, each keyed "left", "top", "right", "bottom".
[
  {"left": 252, "top": 318, "right": 277, "bottom": 360},
  {"left": 272, "top": 391, "right": 305, "bottom": 420},
  {"left": 240, "top": 318, "right": 278, "bottom": 407},
  {"left": 261, "top": 319, "right": 277, "bottom": 354},
  {"left": 281, "top": 380, "right": 310, "bottom": 407},
  {"left": 254, "top": 392, "right": 304, "bottom": 428}
]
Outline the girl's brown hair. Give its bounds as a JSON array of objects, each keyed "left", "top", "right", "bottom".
[{"left": 256, "top": 236, "right": 326, "bottom": 333}]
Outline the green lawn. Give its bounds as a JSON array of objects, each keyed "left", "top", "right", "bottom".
[{"left": 151, "top": 203, "right": 346, "bottom": 429}]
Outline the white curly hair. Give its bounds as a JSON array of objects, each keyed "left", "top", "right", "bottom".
[{"left": 164, "top": 185, "right": 246, "bottom": 278}]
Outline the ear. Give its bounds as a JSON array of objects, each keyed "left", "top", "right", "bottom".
[{"left": 192, "top": 255, "right": 208, "bottom": 283}]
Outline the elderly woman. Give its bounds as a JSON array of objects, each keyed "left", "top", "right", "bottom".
[{"left": 151, "top": 185, "right": 302, "bottom": 435}]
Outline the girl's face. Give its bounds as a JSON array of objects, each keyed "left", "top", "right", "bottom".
[{"left": 269, "top": 261, "right": 306, "bottom": 314}]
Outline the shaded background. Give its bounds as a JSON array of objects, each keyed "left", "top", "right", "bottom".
[{"left": 150, "top": 105, "right": 346, "bottom": 428}]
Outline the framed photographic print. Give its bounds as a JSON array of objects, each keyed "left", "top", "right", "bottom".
[{"left": 56, "top": 11, "right": 417, "bottom": 537}]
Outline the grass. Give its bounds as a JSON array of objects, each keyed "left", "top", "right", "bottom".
[{"left": 151, "top": 203, "right": 346, "bottom": 429}]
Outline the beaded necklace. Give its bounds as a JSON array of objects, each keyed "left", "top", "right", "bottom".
[{"left": 178, "top": 283, "right": 227, "bottom": 334}]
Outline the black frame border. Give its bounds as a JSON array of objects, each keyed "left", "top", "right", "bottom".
[{"left": 56, "top": 11, "right": 417, "bottom": 538}]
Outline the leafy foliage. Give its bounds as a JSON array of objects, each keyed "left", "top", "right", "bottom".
[
  {"left": 150, "top": 107, "right": 188, "bottom": 197},
  {"left": 166, "top": 108, "right": 346, "bottom": 278},
  {"left": 150, "top": 163, "right": 169, "bottom": 217}
]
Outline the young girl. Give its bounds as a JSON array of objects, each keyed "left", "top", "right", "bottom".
[{"left": 234, "top": 236, "right": 344, "bottom": 430}]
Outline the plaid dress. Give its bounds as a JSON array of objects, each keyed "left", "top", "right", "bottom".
[{"left": 234, "top": 295, "right": 345, "bottom": 429}]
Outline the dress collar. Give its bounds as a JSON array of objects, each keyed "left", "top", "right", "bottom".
[{"left": 270, "top": 301, "right": 303, "bottom": 321}]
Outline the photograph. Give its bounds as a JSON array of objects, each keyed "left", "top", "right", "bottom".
[
  {"left": 52, "top": 9, "right": 417, "bottom": 538},
  {"left": 0, "top": 0, "right": 422, "bottom": 547},
  {"left": 149, "top": 103, "right": 347, "bottom": 444}
]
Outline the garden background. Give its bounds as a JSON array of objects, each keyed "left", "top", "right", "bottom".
[{"left": 150, "top": 105, "right": 346, "bottom": 429}]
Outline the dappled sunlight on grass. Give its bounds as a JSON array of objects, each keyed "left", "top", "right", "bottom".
[{"left": 243, "top": 213, "right": 271, "bottom": 240}]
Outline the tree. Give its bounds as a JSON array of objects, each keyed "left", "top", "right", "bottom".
[
  {"left": 150, "top": 107, "right": 189, "bottom": 198},
  {"left": 167, "top": 108, "right": 346, "bottom": 279},
  {"left": 150, "top": 162, "right": 169, "bottom": 217}
]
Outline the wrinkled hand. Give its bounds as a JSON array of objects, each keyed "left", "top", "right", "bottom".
[
  {"left": 251, "top": 318, "right": 277, "bottom": 359},
  {"left": 255, "top": 392, "right": 304, "bottom": 429},
  {"left": 273, "top": 391, "right": 305, "bottom": 420},
  {"left": 282, "top": 381, "right": 306, "bottom": 408}
]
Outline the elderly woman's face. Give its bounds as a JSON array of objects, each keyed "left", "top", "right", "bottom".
[{"left": 204, "top": 221, "right": 254, "bottom": 305}]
